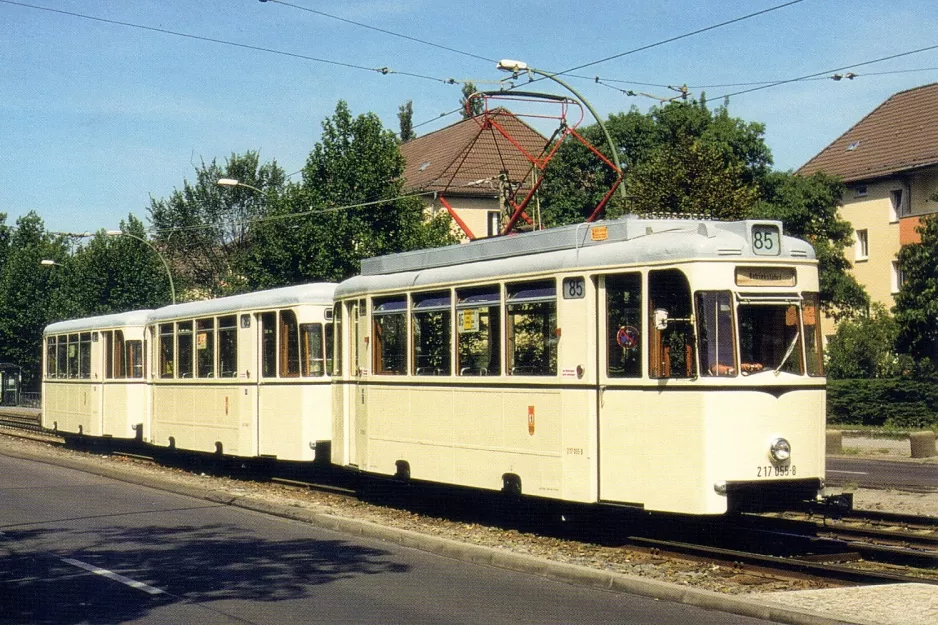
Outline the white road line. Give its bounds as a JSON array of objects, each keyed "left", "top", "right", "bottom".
[
  {"left": 827, "top": 469, "right": 869, "bottom": 475},
  {"left": 60, "top": 558, "right": 164, "bottom": 595}
]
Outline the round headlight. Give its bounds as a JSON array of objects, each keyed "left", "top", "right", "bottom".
[{"left": 770, "top": 437, "right": 791, "bottom": 462}]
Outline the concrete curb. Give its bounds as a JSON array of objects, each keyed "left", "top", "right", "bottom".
[{"left": 0, "top": 438, "right": 859, "bottom": 625}]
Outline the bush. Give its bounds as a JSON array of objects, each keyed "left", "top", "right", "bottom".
[{"left": 827, "top": 378, "right": 938, "bottom": 429}]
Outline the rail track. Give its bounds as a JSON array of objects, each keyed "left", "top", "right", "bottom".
[{"left": 2, "top": 409, "right": 935, "bottom": 588}]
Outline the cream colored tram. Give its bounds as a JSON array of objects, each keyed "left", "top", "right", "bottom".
[
  {"left": 332, "top": 217, "right": 827, "bottom": 515},
  {"left": 43, "top": 310, "right": 151, "bottom": 439},
  {"left": 146, "top": 283, "right": 336, "bottom": 462}
]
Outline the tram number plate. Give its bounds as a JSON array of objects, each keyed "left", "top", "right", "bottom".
[{"left": 757, "top": 465, "right": 796, "bottom": 478}]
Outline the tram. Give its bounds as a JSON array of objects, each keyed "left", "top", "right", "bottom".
[
  {"left": 42, "top": 310, "right": 151, "bottom": 439},
  {"left": 145, "top": 283, "right": 336, "bottom": 462},
  {"left": 331, "top": 216, "right": 827, "bottom": 515}
]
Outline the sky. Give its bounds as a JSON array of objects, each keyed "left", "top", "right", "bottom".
[{"left": 3, "top": 0, "right": 938, "bottom": 234}]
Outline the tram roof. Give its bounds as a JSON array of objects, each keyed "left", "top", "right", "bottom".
[
  {"left": 147, "top": 282, "right": 337, "bottom": 323},
  {"left": 338, "top": 216, "right": 815, "bottom": 297},
  {"left": 44, "top": 309, "right": 153, "bottom": 335}
]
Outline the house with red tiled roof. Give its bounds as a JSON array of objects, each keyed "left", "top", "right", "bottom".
[
  {"left": 400, "top": 109, "right": 549, "bottom": 240},
  {"left": 798, "top": 82, "right": 938, "bottom": 332}
]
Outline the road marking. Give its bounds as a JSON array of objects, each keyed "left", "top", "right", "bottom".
[
  {"left": 828, "top": 469, "right": 868, "bottom": 475},
  {"left": 61, "top": 558, "right": 164, "bottom": 595}
]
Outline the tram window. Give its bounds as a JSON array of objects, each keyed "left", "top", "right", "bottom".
[
  {"left": 65, "top": 334, "right": 79, "bottom": 378},
  {"left": 696, "top": 291, "right": 737, "bottom": 377},
  {"left": 176, "top": 321, "right": 194, "bottom": 378},
  {"left": 261, "top": 312, "right": 277, "bottom": 378},
  {"left": 56, "top": 336, "right": 67, "bottom": 379},
  {"left": 46, "top": 337, "right": 57, "bottom": 378},
  {"left": 102, "top": 331, "right": 114, "bottom": 379},
  {"left": 606, "top": 274, "right": 642, "bottom": 378},
  {"left": 456, "top": 286, "right": 501, "bottom": 376},
  {"left": 113, "top": 331, "right": 127, "bottom": 379},
  {"left": 648, "top": 269, "right": 696, "bottom": 379},
  {"left": 412, "top": 291, "right": 451, "bottom": 376},
  {"left": 300, "top": 323, "right": 325, "bottom": 377},
  {"left": 373, "top": 297, "right": 407, "bottom": 375},
  {"left": 218, "top": 316, "right": 238, "bottom": 378},
  {"left": 159, "top": 323, "right": 174, "bottom": 378},
  {"left": 280, "top": 311, "right": 301, "bottom": 377},
  {"left": 325, "top": 322, "right": 334, "bottom": 375},
  {"left": 127, "top": 341, "right": 144, "bottom": 379},
  {"left": 197, "top": 319, "right": 214, "bottom": 378},
  {"left": 79, "top": 333, "right": 92, "bottom": 379},
  {"left": 333, "top": 304, "right": 343, "bottom": 377},
  {"left": 507, "top": 280, "right": 557, "bottom": 376},
  {"left": 738, "top": 304, "right": 804, "bottom": 375},
  {"left": 802, "top": 293, "right": 824, "bottom": 377}
]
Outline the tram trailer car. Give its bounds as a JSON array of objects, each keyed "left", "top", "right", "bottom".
[
  {"left": 43, "top": 310, "right": 152, "bottom": 440},
  {"left": 332, "top": 217, "right": 830, "bottom": 515},
  {"left": 146, "top": 283, "right": 336, "bottom": 463}
]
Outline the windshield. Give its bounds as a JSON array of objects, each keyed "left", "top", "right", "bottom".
[{"left": 737, "top": 304, "right": 804, "bottom": 375}]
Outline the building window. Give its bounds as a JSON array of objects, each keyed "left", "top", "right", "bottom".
[
  {"left": 890, "top": 188, "right": 909, "bottom": 219},
  {"left": 855, "top": 229, "right": 869, "bottom": 261},
  {"left": 854, "top": 185, "right": 868, "bottom": 198},
  {"left": 892, "top": 261, "right": 905, "bottom": 294},
  {"left": 487, "top": 211, "right": 501, "bottom": 237}
]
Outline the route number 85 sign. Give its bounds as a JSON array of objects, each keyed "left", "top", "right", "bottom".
[{"left": 751, "top": 224, "right": 781, "bottom": 256}]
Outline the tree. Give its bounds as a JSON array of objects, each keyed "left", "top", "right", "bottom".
[
  {"left": 894, "top": 212, "right": 938, "bottom": 367},
  {"left": 460, "top": 82, "right": 482, "bottom": 119},
  {"left": 398, "top": 100, "right": 416, "bottom": 142},
  {"left": 149, "top": 151, "right": 285, "bottom": 298},
  {"left": 751, "top": 171, "right": 868, "bottom": 318},
  {"left": 0, "top": 212, "right": 68, "bottom": 389},
  {"left": 825, "top": 304, "right": 905, "bottom": 378},
  {"left": 247, "top": 101, "right": 457, "bottom": 287}
]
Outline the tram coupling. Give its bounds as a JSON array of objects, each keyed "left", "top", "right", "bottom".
[{"left": 808, "top": 492, "right": 854, "bottom": 519}]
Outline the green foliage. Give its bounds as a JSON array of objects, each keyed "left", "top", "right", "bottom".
[
  {"left": 752, "top": 171, "right": 868, "bottom": 318},
  {"left": 398, "top": 100, "right": 415, "bottom": 142},
  {"left": 825, "top": 304, "right": 905, "bottom": 379},
  {"left": 460, "top": 82, "right": 482, "bottom": 119},
  {"left": 894, "top": 213, "right": 938, "bottom": 365},
  {"left": 247, "top": 101, "right": 457, "bottom": 287},
  {"left": 827, "top": 378, "right": 938, "bottom": 429},
  {"left": 0, "top": 212, "right": 68, "bottom": 388},
  {"left": 149, "top": 151, "right": 285, "bottom": 297}
]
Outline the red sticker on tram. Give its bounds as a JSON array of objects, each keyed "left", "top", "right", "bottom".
[{"left": 528, "top": 406, "right": 535, "bottom": 436}]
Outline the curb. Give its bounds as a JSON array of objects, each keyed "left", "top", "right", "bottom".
[{"left": 0, "top": 439, "right": 860, "bottom": 625}]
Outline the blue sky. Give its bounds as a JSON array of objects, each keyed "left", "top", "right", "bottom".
[{"left": 3, "top": 0, "right": 938, "bottom": 234}]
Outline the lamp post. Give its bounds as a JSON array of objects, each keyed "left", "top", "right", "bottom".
[
  {"left": 496, "top": 59, "right": 625, "bottom": 197},
  {"left": 105, "top": 230, "right": 176, "bottom": 305},
  {"left": 217, "top": 178, "right": 265, "bottom": 195}
]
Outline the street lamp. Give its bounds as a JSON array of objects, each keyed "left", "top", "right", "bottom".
[
  {"left": 105, "top": 230, "right": 176, "bottom": 305},
  {"left": 40, "top": 259, "right": 61, "bottom": 267},
  {"left": 217, "top": 178, "right": 265, "bottom": 195},
  {"left": 497, "top": 59, "right": 625, "bottom": 197}
]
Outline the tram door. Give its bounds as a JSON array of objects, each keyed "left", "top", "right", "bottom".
[
  {"left": 348, "top": 299, "right": 369, "bottom": 467},
  {"left": 596, "top": 273, "right": 644, "bottom": 504}
]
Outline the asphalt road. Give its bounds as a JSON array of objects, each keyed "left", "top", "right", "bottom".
[
  {"left": 826, "top": 456, "right": 938, "bottom": 490},
  {"left": 0, "top": 453, "right": 772, "bottom": 625}
]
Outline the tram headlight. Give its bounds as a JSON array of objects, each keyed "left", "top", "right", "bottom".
[{"left": 769, "top": 437, "right": 791, "bottom": 462}]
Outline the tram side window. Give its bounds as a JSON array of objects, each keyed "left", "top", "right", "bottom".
[
  {"left": 280, "top": 311, "right": 301, "bottom": 377},
  {"left": 46, "top": 337, "right": 57, "bottom": 378},
  {"left": 127, "top": 340, "right": 144, "bottom": 378},
  {"left": 648, "top": 269, "right": 696, "bottom": 379},
  {"left": 102, "top": 331, "right": 114, "bottom": 379},
  {"left": 261, "top": 312, "right": 277, "bottom": 378},
  {"left": 373, "top": 297, "right": 407, "bottom": 375},
  {"left": 78, "top": 333, "right": 92, "bottom": 379},
  {"left": 159, "top": 323, "right": 174, "bottom": 378},
  {"left": 333, "top": 304, "right": 343, "bottom": 377},
  {"left": 325, "top": 322, "right": 334, "bottom": 375},
  {"left": 738, "top": 303, "right": 804, "bottom": 375},
  {"left": 457, "top": 286, "right": 501, "bottom": 376},
  {"left": 218, "top": 315, "right": 237, "bottom": 378},
  {"left": 177, "top": 321, "right": 194, "bottom": 378},
  {"left": 114, "top": 331, "right": 127, "bottom": 379},
  {"left": 606, "top": 274, "right": 642, "bottom": 378},
  {"left": 802, "top": 293, "right": 823, "bottom": 377},
  {"left": 300, "top": 323, "right": 325, "bottom": 377},
  {"left": 65, "top": 334, "right": 79, "bottom": 378},
  {"left": 507, "top": 280, "right": 557, "bottom": 376},
  {"left": 412, "top": 291, "right": 451, "bottom": 376},
  {"left": 696, "top": 291, "right": 737, "bottom": 377},
  {"left": 197, "top": 319, "right": 214, "bottom": 378},
  {"left": 56, "top": 336, "right": 67, "bottom": 379}
]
